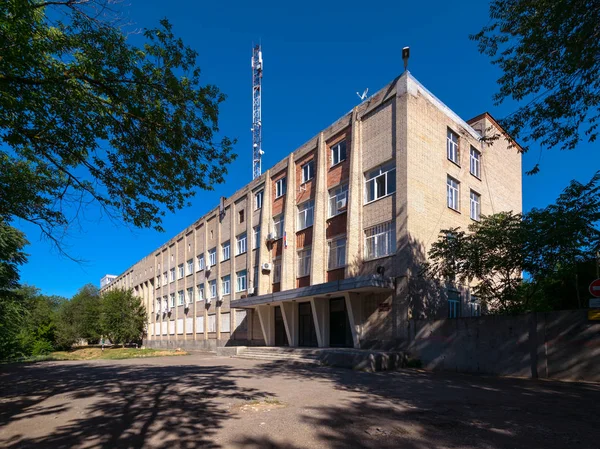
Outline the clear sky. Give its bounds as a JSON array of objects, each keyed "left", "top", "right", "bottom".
[{"left": 17, "top": 0, "right": 600, "bottom": 297}]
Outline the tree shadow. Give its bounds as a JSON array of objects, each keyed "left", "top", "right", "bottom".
[{"left": 0, "top": 360, "right": 268, "bottom": 449}]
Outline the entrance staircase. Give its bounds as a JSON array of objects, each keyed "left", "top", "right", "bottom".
[{"left": 232, "top": 347, "right": 322, "bottom": 365}]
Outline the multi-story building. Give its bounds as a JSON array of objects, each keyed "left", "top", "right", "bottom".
[
  {"left": 100, "top": 274, "right": 117, "bottom": 289},
  {"left": 101, "top": 71, "right": 522, "bottom": 350}
]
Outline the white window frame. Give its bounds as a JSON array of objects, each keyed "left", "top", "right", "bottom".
[
  {"left": 470, "top": 146, "right": 481, "bottom": 178},
  {"left": 328, "top": 236, "right": 346, "bottom": 270},
  {"left": 209, "top": 280, "right": 217, "bottom": 298},
  {"left": 197, "top": 254, "right": 205, "bottom": 271},
  {"left": 470, "top": 295, "right": 481, "bottom": 317},
  {"left": 255, "top": 190, "right": 263, "bottom": 210},
  {"left": 222, "top": 241, "right": 230, "bottom": 261},
  {"left": 447, "top": 176, "right": 460, "bottom": 211},
  {"left": 221, "top": 275, "right": 231, "bottom": 295},
  {"left": 197, "top": 283, "right": 204, "bottom": 301},
  {"left": 297, "top": 248, "right": 312, "bottom": 278},
  {"left": 365, "top": 161, "right": 396, "bottom": 203},
  {"left": 364, "top": 221, "right": 396, "bottom": 260},
  {"left": 163, "top": 272, "right": 168, "bottom": 284},
  {"left": 208, "top": 248, "right": 216, "bottom": 266},
  {"left": 273, "top": 214, "right": 284, "bottom": 240},
  {"left": 236, "top": 270, "right": 247, "bottom": 292},
  {"left": 447, "top": 128, "right": 459, "bottom": 164},
  {"left": 275, "top": 177, "right": 287, "bottom": 198},
  {"left": 236, "top": 233, "right": 247, "bottom": 255},
  {"left": 297, "top": 200, "right": 314, "bottom": 230},
  {"left": 273, "top": 257, "right": 282, "bottom": 283},
  {"left": 470, "top": 190, "right": 481, "bottom": 221},
  {"left": 177, "top": 264, "right": 184, "bottom": 279},
  {"left": 156, "top": 276, "right": 161, "bottom": 288},
  {"left": 169, "top": 293, "right": 175, "bottom": 308},
  {"left": 186, "top": 287, "right": 194, "bottom": 304},
  {"left": 186, "top": 259, "right": 194, "bottom": 275},
  {"left": 253, "top": 225, "right": 261, "bottom": 249},
  {"left": 448, "top": 289, "right": 461, "bottom": 318},
  {"left": 301, "top": 160, "right": 314, "bottom": 183},
  {"left": 169, "top": 268, "right": 175, "bottom": 282},
  {"left": 328, "top": 183, "right": 348, "bottom": 218},
  {"left": 331, "top": 140, "right": 347, "bottom": 166},
  {"left": 177, "top": 290, "right": 184, "bottom": 306}
]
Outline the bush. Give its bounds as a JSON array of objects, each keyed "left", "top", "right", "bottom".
[{"left": 31, "top": 339, "right": 54, "bottom": 356}]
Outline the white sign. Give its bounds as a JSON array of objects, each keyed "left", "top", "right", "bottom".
[{"left": 589, "top": 298, "right": 600, "bottom": 308}]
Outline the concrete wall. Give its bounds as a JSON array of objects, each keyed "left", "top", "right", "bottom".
[{"left": 405, "top": 309, "right": 600, "bottom": 382}]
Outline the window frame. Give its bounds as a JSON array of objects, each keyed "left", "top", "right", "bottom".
[
  {"left": 330, "top": 140, "right": 347, "bottom": 166},
  {"left": 275, "top": 177, "right": 287, "bottom": 198},
  {"left": 328, "top": 236, "right": 347, "bottom": 270},
  {"left": 447, "top": 128, "right": 460, "bottom": 165},
  {"left": 236, "top": 270, "right": 247, "bottom": 292},
  {"left": 448, "top": 289, "right": 461, "bottom": 318},
  {"left": 253, "top": 225, "right": 261, "bottom": 249},
  {"left": 169, "top": 268, "right": 175, "bottom": 282},
  {"left": 169, "top": 293, "right": 175, "bottom": 308},
  {"left": 470, "top": 190, "right": 481, "bottom": 221},
  {"left": 222, "top": 241, "right": 230, "bottom": 262},
  {"left": 197, "top": 254, "right": 205, "bottom": 271},
  {"left": 221, "top": 275, "right": 231, "bottom": 295},
  {"left": 208, "top": 248, "right": 216, "bottom": 266},
  {"left": 301, "top": 160, "right": 314, "bottom": 183},
  {"left": 364, "top": 221, "right": 396, "bottom": 261},
  {"left": 255, "top": 190, "right": 263, "bottom": 210},
  {"left": 328, "top": 183, "right": 348, "bottom": 218},
  {"left": 273, "top": 214, "right": 284, "bottom": 240},
  {"left": 447, "top": 176, "right": 460, "bottom": 211},
  {"left": 297, "top": 247, "right": 312, "bottom": 278},
  {"left": 186, "top": 259, "right": 194, "bottom": 275},
  {"left": 470, "top": 146, "right": 481, "bottom": 178},
  {"left": 177, "top": 290, "right": 184, "bottom": 306},
  {"left": 186, "top": 287, "right": 194, "bottom": 304},
  {"left": 197, "top": 283, "right": 204, "bottom": 301},
  {"left": 297, "top": 200, "right": 315, "bottom": 230},
  {"left": 273, "top": 257, "right": 282, "bottom": 283},
  {"left": 364, "top": 161, "right": 396, "bottom": 204},
  {"left": 209, "top": 280, "right": 217, "bottom": 298},
  {"left": 236, "top": 233, "right": 247, "bottom": 255}
]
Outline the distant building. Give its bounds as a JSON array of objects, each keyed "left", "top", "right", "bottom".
[
  {"left": 101, "top": 71, "right": 522, "bottom": 351},
  {"left": 100, "top": 274, "right": 117, "bottom": 289}
]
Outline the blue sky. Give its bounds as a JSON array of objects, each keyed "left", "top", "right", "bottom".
[{"left": 18, "top": 0, "right": 599, "bottom": 297}]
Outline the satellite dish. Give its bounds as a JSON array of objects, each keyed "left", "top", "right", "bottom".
[{"left": 356, "top": 88, "right": 369, "bottom": 101}]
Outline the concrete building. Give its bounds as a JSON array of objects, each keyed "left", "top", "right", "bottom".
[
  {"left": 100, "top": 274, "right": 117, "bottom": 289},
  {"left": 100, "top": 71, "right": 522, "bottom": 351}
]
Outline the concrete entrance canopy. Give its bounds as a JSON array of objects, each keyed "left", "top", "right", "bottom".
[{"left": 233, "top": 276, "right": 394, "bottom": 348}]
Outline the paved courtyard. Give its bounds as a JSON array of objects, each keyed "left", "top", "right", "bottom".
[{"left": 0, "top": 353, "right": 599, "bottom": 449}]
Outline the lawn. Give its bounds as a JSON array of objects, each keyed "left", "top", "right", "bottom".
[{"left": 23, "top": 347, "right": 188, "bottom": 362}]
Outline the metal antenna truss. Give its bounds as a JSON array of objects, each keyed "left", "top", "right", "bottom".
[{"left": 251, "top": 45, "right": 263, "bottom": 180}]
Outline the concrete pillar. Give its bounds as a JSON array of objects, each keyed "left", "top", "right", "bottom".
[
  {"left": 346, "top": 109, "right": 363, "bottom": 278},
  {"left": 310, "top": 297, "right": 328, "bottom": 348},
  {"left": 281, "top": 301, "right": 298, "bottom": 347},
  {"left": 216, "top": 209, "right": 222, "bottom": 342},
  {"left": 257, "top": 304, "right": 274, "bottom": 346},
  {"left": 281, "top": 154, "right": 297, "bottom": 290},
  {"left": 345, "top": 292, "right": 362, "bottom": 348},
  {"left": 259, "top": 170, "right": 272, "bottom": 295},
  {"left": 311, "top": 133, "right": 327, "bottom": 284},
  {"left": 203, "top": 219, "right": 209, "bottom": 341}
]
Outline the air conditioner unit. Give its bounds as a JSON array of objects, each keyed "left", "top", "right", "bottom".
[
  {"left": 248, "top": 287, "right": 255, "bottom": 295},
  {"left": 336, "top": 197, "right": 347, "bottom": 211},
  {"left": 261, "top": 262, "right": 272, "bottom": 271},
  {"left": 205, "top": 263, "right": 212, "bottom": 271},
  {"left": 206, "top": 297, "right": 212, "bottom": 304}
]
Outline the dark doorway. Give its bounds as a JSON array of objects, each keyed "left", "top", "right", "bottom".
[
  {"left": 298, "top": 302, "right": 318, "bottom": 347},
  {"left": 329, "top": 297, "right": 353, "bottom": 347},
  {"left": 274, "top": 306, "right": 288, "bottom": 347}
]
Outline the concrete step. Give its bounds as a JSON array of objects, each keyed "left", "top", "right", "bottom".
[
  {"left": 235, "top": 352, "right": 319, "bottom": 360},
  {"left": 234, "top": 354, "right": 321, "bottom": 365}
]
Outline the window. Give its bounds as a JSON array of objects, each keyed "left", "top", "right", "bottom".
[
  {"left": 239, "top": 209, "right": 245, "bottom": 223},
  {"left": 236, "top": 233, "right": 247, "bottom": 255},
  {"left": 470, "top": 147, "right": 481, "bottom": 178},
  {"left": 275, "top": 177, "right": 286, "bottom": 198},
  {"left": 208, "top": 248, "right": 216, "bottom": 267},
  {"left": 163, "top": 295, "right": 168, "bottom": 311},
  {"left": 470, "top": 190, "right": 481, "bottom": 221},
  {"left": 328, "top": 237, "right": 346, "bottom": 269},
  {"left": 177, "top": 290, "right": 184, "bottom": 306},
  {"left": 328, "top": 183, "right": 348, "bottom": 217},
  {"left": 156, "top": 298, "right": 161, "bottom": 312},
  {"left": 197, "top": 283, "right": 204, "bottom": 301},
  {"left": 209, "top": 280, "right": 217, "bottom": 298},
  {"left": 301, "top": 160, "right": 314, "bottom": 183},
  {"left": 186, "top": 259, "right": 194, "bottom": 275},
  {"left": 169, "top": 268, "right": 175, "bottom": 282},
  {"left": 273, "top": 258, "right": 282, "bottom": 283},
  {"left": 448, "top": 290, "right": 461, "bottom": 318},
  {"left": 331, "top": 140, "right": 347, "bottom": 166},
  {"left": 470, "top": 295, "right": 481, "bottom": 317},
  {"left": 364, "top": 221, "right": 396, "bottom": 260},
  {"left": 273, "top": 214, "right": 284, "bottom": 239},
  {"left": 178, "top": 264, "right": 184, "bottom": 279},
  {"left": 297, "top": 248, "right": 311, "bottom": 277},
  {"left": 297, "top": 200, "right": 314, "bottom": 230},
  {"left": 255, "top": 190, "right": 263, "bottom": 210},
  {"left": 447, "top": 129, "right": 459, "bottom": 164},
  {"left": 365, "top": 161, "right": 396, "bottom": 203},
  {"left": 447, "top": 176, "right": 460, "bottom": 211},
  {"left": 221, "top": 241, "right": 230, "bottom": 261},
  {"left": 163, "top": 272, "right": 168, "bottom": 284},
  {"left": 221, "top": 275, "right": 231, "bottom": 295},
  {"left": 197, "top": 254, "right": 205, "bottom": 271},
  {"left": 253, "top": 226, "right": 261, "bottom": 249},
  {"left": 253, "top": 265, "right": 259, "bottom": 291},
  {"left": 169, "top": 293, "right": 175, "bottom": 308},
  {"left": 156, "top": 276, "right": 161, "bottom": 288},
  {"left": 236, "top": 270, "right": 247, "bottom": 292},
  {"left": 186, "top": 287, "right": 194, "bottom": 304}
]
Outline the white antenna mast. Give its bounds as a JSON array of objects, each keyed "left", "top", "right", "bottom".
[{"left": 356, "top": 88, "right": 369, "bottom": 102}]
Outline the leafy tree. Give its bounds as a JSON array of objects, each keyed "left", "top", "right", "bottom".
[
  {"left": 56, "top": 284, "right": 102, "bottom": 348},
  {"left": 471, "top": 0, "right": 600, "bottom": 169},
  {"left": 0, "top": 220, "right": 28, "bottom": 294},
  {"left": 0, "top": 0, "right": 236, "bottom": 250},
  {"left": 427, "top": 172, "right": 600, "bottom": 314},
  {"left": 17, "top": 286, "right": 65, "bottom": 355},
  {"left": 100, "top": 289, "right": 146, "bottom": 346}
]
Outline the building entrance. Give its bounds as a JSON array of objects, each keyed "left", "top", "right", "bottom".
[
  {"left": 329, "top": 297, "right": 353, "bottom": 347},
  {"left": 298, "top": 302, "right": 318, "bottom": 347},
  {"left": 274, "top": 306, "right": 288, "bottom": 346}
]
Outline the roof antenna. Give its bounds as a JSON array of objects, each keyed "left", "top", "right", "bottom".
[
  {"left": 356, "top": 88, "right": 368, "bottom": 102},
  {"left": 402, "top": 46, "right": 410, "bottom": 72}
]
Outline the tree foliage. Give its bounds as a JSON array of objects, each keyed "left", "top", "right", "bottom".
[
  {"left": 100, "top": 289, "right": 146, "bottom": 346},
  {"left": 0, "top": 219, "right": 28, "bottom": 295},
  {"left": 471, "top": 0, "right": 600, "bottom": 165},
  {"left": 0, "top": 0, "right": 236, "bottom": 249},
  {"left": 427, "top": 172, "right": 600, "bottom": 314},
  {"left": 55, "top": 283, "right": 102, "bottom": 348}
]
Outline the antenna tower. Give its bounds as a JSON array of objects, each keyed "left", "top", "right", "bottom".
[{"left": 251, "top": 45, "right": 263, "bottom": 180}]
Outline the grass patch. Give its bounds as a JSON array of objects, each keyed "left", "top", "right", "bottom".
[{"left": 16, "top": 347, "right": 188, "bottom": 363}]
